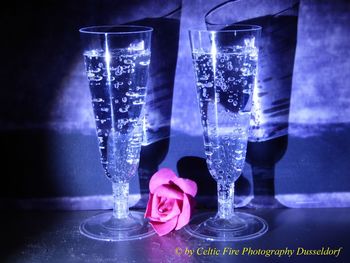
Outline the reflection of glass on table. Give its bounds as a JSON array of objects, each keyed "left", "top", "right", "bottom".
[{"left": 79, "top": 25, "right": 154, "bottom": 241}]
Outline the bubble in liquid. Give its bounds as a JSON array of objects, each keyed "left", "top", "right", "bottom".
[
  {"left": 139, "top": 60, "right": 150, "bottom": 66},
  {"left": 213, "top": 159, "right": 222, "bottom": 165},
  {"left": 133, "top": 100, "right": 145, "bottom": 105},
  {"left": 92, "top": 98, "right": 104, "bottom": 103},
  {"left": 200, "top": 75, "right": 209, "bottom": 81},
  {"left": 129, "top": 117, "right": 139, "bottom": 123},
  {"left": 124, "top": 59, "right": 133, "bottom": 64},
  {"left": 119, "top": 107, "right": 128, "bottom": 113},
  {"left": 235, "top": 154, "right": 244, "bottom": 161},
  {"left": 115, "top": 66, "right": 123, "bottom": 76},
  {"left": 241, "top": 67, "right": 250, "bottom": 76},
  {"left": 87, "top": 72, "right": 102, "bottom": 81},
  {"left": 202, "top": 88, "right": 207, "bottom": 97},
  {"left": 118, "top": 118, "right": 129, "bottom": 126},
  {"left": 205, "top": 150, "right": 213, "bottom": 156},
  {"left": 136, "top": 86, "right": 146, "bottom": 91}
]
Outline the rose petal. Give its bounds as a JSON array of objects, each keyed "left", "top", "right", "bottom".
[
  {"left": 175, "top": 194, "right": 192, "bottom": 230},
  {"left": 150, "top": 216, "right": 178, "bottom": 236},
  {"left": 144, "top": 193, "right": 153, "bottom": 218},
  {"left": 171, "top": 177, "right": 197, "bottom": 197},
  {"left": 149, "top": 168, "right": 177, "bottom": 194},
  {"left": 157, "top": 197, "right": 173, "bottom": 214},
  {"left": 150, "top": 194, "right": 161, "bottom": 219},
  {"left": 153, "top": 185, "right": 183, "bottom": 200},
  {"left": 157, "top": 199, "right": 181, "bottom": 222}
]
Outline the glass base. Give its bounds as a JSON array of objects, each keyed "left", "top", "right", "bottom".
[
  {"left": 80, "top": 211, "right": 155, "bottom": 241},
  {"left": 185, "top": 212, "right": 268, "bottom": 241}
]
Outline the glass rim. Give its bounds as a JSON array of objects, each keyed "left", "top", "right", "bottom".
[
  {"left": 189, "top": 24, "right": 262, "bottom": 33},
  {"left": 79, "top": 25, "right": 153, "bottom": 35}
]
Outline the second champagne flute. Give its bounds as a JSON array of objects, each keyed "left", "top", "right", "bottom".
[{"left": 186, "top": 26, "right": 268, "bottom": 241}]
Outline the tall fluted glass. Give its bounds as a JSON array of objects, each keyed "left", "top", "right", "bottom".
[
  {"left": 79, "top": 25, "right": 154, "bottom": 241},
  {"left": 186, "top": 26, "right": 268, "bottom": 241}
]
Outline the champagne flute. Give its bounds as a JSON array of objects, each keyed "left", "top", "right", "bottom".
[
  {"left": 186, "top": 26, "right": 268, "bottom": 241},
  {"left": 79, "top": 25, "right": 154, "bottom": 241}
]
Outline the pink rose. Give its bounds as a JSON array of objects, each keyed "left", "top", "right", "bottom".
[{"left": 145, "top": 168, "right": 197, "bottom": 236}]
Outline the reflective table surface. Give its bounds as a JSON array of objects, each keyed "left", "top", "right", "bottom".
[{"left": 1, "top": 208, "right": 349, "bottom": 263}]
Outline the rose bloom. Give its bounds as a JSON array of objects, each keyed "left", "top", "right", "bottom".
[{"left": 145, "top": 168, "right": 197, "bottom": 236}]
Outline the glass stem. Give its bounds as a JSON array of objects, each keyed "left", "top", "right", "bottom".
[
  {"left": 112, "top": 182, "right": 130, "bottom": 219},
  {"left": 217, "top": 181, "right": 235, "bottom": 219}
]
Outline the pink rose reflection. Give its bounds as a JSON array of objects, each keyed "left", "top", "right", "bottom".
[{"left": 145, "top": 168, "right": 197, "bottom": 236}]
